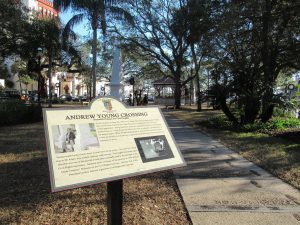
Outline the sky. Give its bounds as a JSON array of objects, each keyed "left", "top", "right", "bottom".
[
  {"left": 46, "top": 0, "right": 88, "bottom": 36},
  {"left": 60, "top": 8, "right": 89, "bottom": 38}
]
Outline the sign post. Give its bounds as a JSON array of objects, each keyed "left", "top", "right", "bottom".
[{"left": 107, "top": 180, "right": 123, "bottom": 225}]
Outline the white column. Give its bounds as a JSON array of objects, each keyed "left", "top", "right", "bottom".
[{"left": 109, "top": 43, "right": 123, "bottom": 99}]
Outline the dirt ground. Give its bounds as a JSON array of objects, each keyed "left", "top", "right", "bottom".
[{"left": 0, "top": 122, "right": 191, "bottom": 225}]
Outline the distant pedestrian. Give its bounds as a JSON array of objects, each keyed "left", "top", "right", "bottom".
[
  {"left": 143, "top": 94, "right": 148, "bottom": 105},
  {"left": 127, "top": 94, "right": 132, "bottom": 106}
]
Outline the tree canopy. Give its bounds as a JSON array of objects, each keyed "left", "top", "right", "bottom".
[
  {"left": 207, "top": 0, "right": 300, "bottom": 123},
  {"left": 0, "top": 0, "right": 31, "bottom": 61}
]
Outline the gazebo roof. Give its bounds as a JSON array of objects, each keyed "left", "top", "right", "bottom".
[{"left": 152, "top": 77, "right": 175, "bottom": 86}]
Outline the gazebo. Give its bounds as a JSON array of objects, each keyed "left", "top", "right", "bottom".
[{"left": 152, "top": 77, "right": 176, "bottom": 107}]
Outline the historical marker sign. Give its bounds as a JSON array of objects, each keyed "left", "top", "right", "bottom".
[{"left": 43, "top": 97, "right": 186, "bottom": 192}]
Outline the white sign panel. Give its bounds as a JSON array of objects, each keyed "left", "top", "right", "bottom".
[{"left": 43, "top": 97, "right": 186, "bottom": 192}]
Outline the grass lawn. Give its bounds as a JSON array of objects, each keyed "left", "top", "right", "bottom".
[
  {"left": 0, "top": 121, "right": 190, "bottom": 224},
  {"left": 169, "top": 107, "right": 300, "bottom": 190}
]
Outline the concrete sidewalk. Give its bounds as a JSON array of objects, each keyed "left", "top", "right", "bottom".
[{"left": 163, "top": 112, "right": 300, "bottom": 225}]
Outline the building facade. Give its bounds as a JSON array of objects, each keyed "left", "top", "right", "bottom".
[
  {"left": 21, "top": 0, "right": 59, "bottom": 18},
  {"left": 36, "top": 0, "right": 59, "bottom": 18}
]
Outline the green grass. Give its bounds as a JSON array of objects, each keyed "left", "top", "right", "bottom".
[{"left": 169, "top": 108, "right": 300, "bottom": 189}]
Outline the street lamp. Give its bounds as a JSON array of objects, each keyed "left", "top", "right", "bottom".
[
  {"left": 37, "top": 47, "right": 43, "bottom": 57},
  {"left": 36, "top": 47, "right": 43, "bottom": 105}
]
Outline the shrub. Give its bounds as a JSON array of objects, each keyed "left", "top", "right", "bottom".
[
  {"left": 273, "top": 107, "right": 295, "bottom": 118},
  {"left": 267, "top": 117, "right": 300, "bottom": 130},
  {"left": 51, "top": 97, "right": 64, "bottom": 104},
  {"left": 196, "top": 116, "right": 234, "bottom": 130},
  {"left": 197, "top": 115, "right": 300, "bottom": 133},
  {"left": 0, "top": 100, "right": 42, "bottom": 126}
]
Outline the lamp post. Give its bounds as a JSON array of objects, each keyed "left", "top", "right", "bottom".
[
  {"left": 36, "top": 47, "right": 43, "bottom": 105},
  {"left": 47, "top": 47, "right": 55, "bottom": 108},
  {"left": 14, "top": 55, "right": 22, "bottom": 93}
]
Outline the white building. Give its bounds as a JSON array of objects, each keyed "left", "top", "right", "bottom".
[{"left": 21, "top": 0, "right": 38, "bottom": 11}]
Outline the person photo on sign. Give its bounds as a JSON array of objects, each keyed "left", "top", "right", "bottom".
[
  {"left": 52, "top": 123, "right": 100, "bottom": 154},
  {"left": 52, "top": 124, "right": 77, "bottom": 153},
  {"left": 135, "top": 135, "right": 174, "bottom": 163},
  {"left": 66, "top": 128, "right": 76, "bottom": 151}
]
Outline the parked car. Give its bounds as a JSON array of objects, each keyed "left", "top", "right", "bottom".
[
  {"left": 72, "top": 95, "right": 79, "bottom": 102},
  {"left": 78, "top": 95, "right": 88, "bottom": 102},
  {"left": 60, "top": 94, "right": 72, "bottom": 101},
  {"left": 4, "top": 90, "right": 21, "bottom": 100},
  {"left": 30, "top": 94, "right": 46, "bottom": 103},
  {"left": 148, "top": 95, "right": 154, "bottom": 102}
]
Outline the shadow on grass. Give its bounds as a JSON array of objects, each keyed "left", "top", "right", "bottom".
[
  {"left": 0, "top": 122, "right": 46, "bottom": 155},
  {"left": 0, "top": 156, "right": 108, "bottom": 224},
  {"left": 0, "top": 156, "right": 108, "bottom": 205}
]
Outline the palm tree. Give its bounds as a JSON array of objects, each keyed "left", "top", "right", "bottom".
[{"left": 54, "top": 0, "right": 133, "bottom": 98}]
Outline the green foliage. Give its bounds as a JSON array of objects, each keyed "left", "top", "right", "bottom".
[
  {"left": 273, "top": 107, "right": 294, "bottom": 117},
  {"left": 0, "top": 101, "right": 42, "bottom": 126},
  {"left": 5, "top": 80, "right": 14, "bottom": 88},
  {"left": 51, "top": 97, "right": 65, "bottom": 104},
  {"left": 198, "top": 115, "right": 300, "bottom": 133},
  {"left": 197, "top": 115, "right": 234, "bottom": 130},
  {"left": 0, "top": 0, "right": 31, "bottom": 60},
  {"left": 267, "top": 118, "right": 300, "bottom": 130},
  {"left": 208, "top": 0, "right": 300, "bottom": 123}
]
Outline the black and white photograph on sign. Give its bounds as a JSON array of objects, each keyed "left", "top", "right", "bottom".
[
  {"left": 52, "top": 123, "right": 100, "bottom": 153},
  {"left": 135, "top": 135, "right": 174, "bottom": 163}
]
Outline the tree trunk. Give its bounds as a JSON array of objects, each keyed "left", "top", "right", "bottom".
[
  {"left": 189, "top": 79, "right": 194, "bottom": 106},
  {"left": 261, "top": 87, "right": 274, "bottom": 122},
  {"left": 260, "top": 0, "right": 275, "bottom": 123},
  {"left": 195, "top": 75, "right": 201, "bottom": 111},
  {"left": 174, "top": 71, "right": 181, "bottom": 109},
  {"left": 243, "top": 97, "right": 260, "bottom": 124},
  {"left": 190, "top": 43, "right": 201, "bottom": 111},
  {"left": 18, "top": 74, "right": 22, "bottom": 93},
  {"left": 261, "top": 104, "right": 274, "bottom": 122},
  {"left": 215, "top": 83, "right": 238, "bottom": 124},
  {"left": 220, "top": 96, "right": 238, "bottom": 124},
  {"left": 39, "top": 76, "right": 46, "bottom": 99},
  {"left": 92, "top": 19, "right": 98, "bottom": 99},
  {"left": 48, "top": 51, "right": 53, "bottom": 108}
]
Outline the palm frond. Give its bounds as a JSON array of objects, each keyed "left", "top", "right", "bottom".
[
  {"left": 53, "top": 0, "right": 72, "bottom": 10},
  {"left": 105, "top": 0, "right": 134, "bottom": 6},
  {"left": 107, "top": 6, "right": 134, "bottom": 26},
  {"left": 62, "top": 13, "right": 85, "bottom": 42}
]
